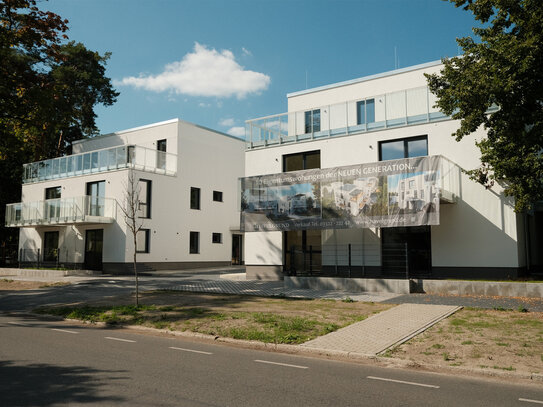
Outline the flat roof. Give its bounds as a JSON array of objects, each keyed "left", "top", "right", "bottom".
[
  {"left": 73, "top": 118, "right": 244, "bottom": 145},
  {"left": 287, "top": 60, "right": 442, "bottom": 98}
]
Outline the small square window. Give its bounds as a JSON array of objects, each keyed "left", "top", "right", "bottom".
[
  {"left": 190, "top": 187, "right": 201, "bottom": 210},
  {"left": 213, "top": 191, "right": 223, "bottom": 202},
  {"left": 189, "top": 231, "right": 199, "bottom": 254},
  {"left": 212, "top": 233, "right": 222, "bottom": 244},
  {"left": 136, "top": 229, "right": 150, "bottom": 253}
]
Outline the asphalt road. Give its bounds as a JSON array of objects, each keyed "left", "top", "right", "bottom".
[{"left": 1, "top": 314, "right": 542, "bottom": 407}]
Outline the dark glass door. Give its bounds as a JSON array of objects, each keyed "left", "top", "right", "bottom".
[
  {"left": 381, "top": 226, "right": 431, "bottom": 276},
  {"left": 84, "top": 229, "right": 103, "bottom": 270},
  {"left": 284, "top": 230, "right": 321, "bottom": 275},
  {"left": 232, "top": 234, "right": 243, "bottom": 265},
  {"left": 43, "top": 231, "right": 59, "bottom": 262}
]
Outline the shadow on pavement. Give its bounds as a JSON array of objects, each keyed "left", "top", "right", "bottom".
[{"left": 0, "top": 360, "right": 127, "bottom": 406}]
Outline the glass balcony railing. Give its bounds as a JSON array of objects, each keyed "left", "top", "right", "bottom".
[
  {"left": 5, "top": 196, "right": 118, "bottom": 227},
  {"left": 245, "top": 86, "right": 449, "bottom": 149},
  {"left": 22, "top": 144, "right": 177, "bottom": 184}
]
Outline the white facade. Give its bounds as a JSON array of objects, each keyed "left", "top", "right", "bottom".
[
  {"left": 243, "top": 61, "right": 530, "bottom": 280},
  {"left": 9, "top": 119, "right": 245, "bottom": 273}
]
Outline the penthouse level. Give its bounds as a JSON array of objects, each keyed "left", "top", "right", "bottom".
[{"left": 241, "top": 61, "right": 542, "bottom": 281}]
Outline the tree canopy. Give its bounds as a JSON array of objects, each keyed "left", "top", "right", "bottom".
[
  {"left": 426, "top": 0, "right": 543, "bottom": 212},
  {"left": 0, "top": 0, "right": 118, "bottom": 245}
]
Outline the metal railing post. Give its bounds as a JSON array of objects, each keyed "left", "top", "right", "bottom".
[
  {"left": 309, "top": 245, "right": 313, "bottom": 275},
  {"left": 405, "top": 242, "right": 409, "bottom": 280},
  {"left": 348, "top": 243, "right": 352, "bottom": 278},
  {"left": 37, "top": 248, "right": 41, "bottom": 269},
  {"left": 19, "top": 248, "right": 22, "bottom": 268}
]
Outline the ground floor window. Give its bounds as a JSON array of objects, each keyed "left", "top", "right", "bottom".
[
  {"left": 212, "top": 233, "right": 222, "bottom": 244},
  {"left": 136, "top": 229, "right": 150, "bottom": 253},
  {"left": 381, "top": 226, "right": 431, "bottom": 276},
  {"left": 283, "top": 230, "right": 322, "bottom": 274}
]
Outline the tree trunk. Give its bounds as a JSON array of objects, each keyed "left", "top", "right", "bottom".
[{"left": 133, "top": 236, "right": 138, "bottom": 308}]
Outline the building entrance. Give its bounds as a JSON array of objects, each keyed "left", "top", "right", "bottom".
[
  {"left": 381, "top": 226, "right": 431, "bottom": 277},
  {"left": 84, "top": 229, "right": 103, "bottom": 271}
]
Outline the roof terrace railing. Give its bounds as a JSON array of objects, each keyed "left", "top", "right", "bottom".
[
  {"left": 245, "top": 86, "right": 449, "bottom": 149},
  {"left": 22, "top": 144, "right": 177, "bottom": 184}
]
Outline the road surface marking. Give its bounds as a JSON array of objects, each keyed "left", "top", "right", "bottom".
[
  {"left": 254, "top": 360, "right": 309, "bottom": 369},
  {"left": 520, "top": 399, "right": 543, "bottom": 405},
  {"left": 367, "top": 376, "right": 440, "bottom": 389},
  {"left": 7, "top": 321, "right": 26, "bottom": 326},
  {"left": 169, "top": 347, "right": 213, "bottom": 355},
  {"left": 52, "top": 328, "right": 79, "bottom": 334},
  {"left": 105, "top": 336, "right": 136, "bottom": 343}
]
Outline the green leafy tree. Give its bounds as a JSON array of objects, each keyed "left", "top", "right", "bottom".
[
  {"left": 0, "top": 0, "right": 118, "bottom": 247},
  {"left": 426, "top": 0, "right": 543, "bottom": 212}
]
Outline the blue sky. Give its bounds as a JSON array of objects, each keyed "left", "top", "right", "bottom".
[{"left": 41, "top": 0, "right": 479, "bottom": 138}]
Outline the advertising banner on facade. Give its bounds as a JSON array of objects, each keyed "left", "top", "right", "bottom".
[{"left": 241, "top": 156, "right": 442, "bottom": 232}]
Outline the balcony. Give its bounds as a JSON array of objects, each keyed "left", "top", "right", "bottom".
[
  {"left": 245, "top": 85, "right": 450, "bottom": 149},
  {"left": 22, "top": 144, "right": 177, "bottom": 184},
  {"left": 5, "top": 196, "right": 118, "bottom": 227}
]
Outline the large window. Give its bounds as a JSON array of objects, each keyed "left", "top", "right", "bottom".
[
  {"left": 379, "top": 136, "right": 428, "bottom": 161},
  {"left": 43, "top": 231, "right": 59, "bottom": 262},
  {"left": 86, "top": 181, "right": 105, "bottom": 216},
  {"left": 157, "top": 139, "right": 167, "bottom": 169},
  {"left": 190, "top": 187, "right": 201, "bottom": 210},
  {"left": 189, "top": 231, "right": 200, "bottom": 254},
  {"left": 45, "top": 186, "right": 62, "bottom": 219},
  {"left": 138, "top": 179, "right": 152, "bottom": 218},
  {"left": 283, "top": 150, "right": 321, "bottom": 172},
  {"left": 356, "top": 99, "right": 375, "bottom": 125},
  {"left": 136, "top": 229, "right": 150, "bottom": 253},
  {"left": 304, "top": 109, "right": 321, "bottom": 134}
]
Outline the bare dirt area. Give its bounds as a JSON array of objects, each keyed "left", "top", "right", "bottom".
[
  {"left": 387, "top": 308, "right": 543, "bottom": 376},
  {"left": 0, "top": 279, "right": 69, "bottom": 291}
]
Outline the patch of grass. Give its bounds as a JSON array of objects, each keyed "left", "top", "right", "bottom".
[
  {"left": 496, "top": 342, "right": 510, "bottom": 347},
  {"left": 442, "top": 352, "right": 453, "bottom": 361},
  {"left": 1, "top": 278, "right": 14, "bottom": 283},
  {"left": 493, "top": 365, "right": 516, "bottom": 371},
  {"left": 461, "top": 340, "right": 473, "bottom": 345},
  {"left": 517, "top": 306, "right": 528, "bottom": 313},
  {"left": 431, "top": 343, "right": 445, "bottom": 349},
  {"left": 342, "top": 297, "right": 355, "bottom": 303}
]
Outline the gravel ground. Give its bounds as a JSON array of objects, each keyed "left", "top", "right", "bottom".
[{"left": 383, "top": 293, "right": 543, "bottom": 312}]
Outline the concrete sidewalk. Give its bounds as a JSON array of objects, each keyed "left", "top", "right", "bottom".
[{"left": 301, "top": 304, "right": 461, "bottom": 356}]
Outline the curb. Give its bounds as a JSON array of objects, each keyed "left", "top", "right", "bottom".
[{"left": 6, "top": 311, "right": 542, "bottom": 384}]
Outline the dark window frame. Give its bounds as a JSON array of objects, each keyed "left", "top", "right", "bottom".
[
  {"left": 138, "top": 179, "right": 152, "bottom": 219},
  {"left": 190, "top": 187, "right": 201, "bottom": 210},
  {"left": 136, "top": 229, "right": 150, "bottom": 253},
  {"left": 212, "top": 232, "right": 222, "bottom": 244},
  {"left": 45, "top": 186, "right": 61, "bottom": 200},
  {"left": 282, "top": 150, "right": 321, "bottom": 172},
  {"left": 304, "top": 109, "right": 321, "bottom": 134},
  {"left": 213, "top": 190, "right": 223, "bottom": 202},
  {"left": 189, "top": 231, "right": 200, "bottom": 254},
  {"left": 378, "top": 135, "right": 428, "bottom": 161},
  {"left": 356, "top": 98, "right": 375, "bottom": 125}
]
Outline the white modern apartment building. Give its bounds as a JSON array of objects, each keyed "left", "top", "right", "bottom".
[
  {"left": 241, "top": 61, "right": 543, "bottom": 280},
  {"left": 5, "top": 119, "right": 245, "bottom": 273}
]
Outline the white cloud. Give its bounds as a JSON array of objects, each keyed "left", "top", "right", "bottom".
[
  {"left": 219, "top": 118, "right": 235, "bottom": 127},
  {"left": 242, "top": 47, "right": 252, "bottom": 56},
  {"left": 227, "top": 126, "right": 245, "bottom": 138},
  {"left": 118, "top": 43, "right": 270, "bottom": 99}
]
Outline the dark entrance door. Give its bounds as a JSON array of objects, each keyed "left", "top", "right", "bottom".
[
  {"left": 84, "top": 229, "right": 103, "bottom": 270},
  {"left": 381, "top": 226, "right": 431, "bottom": 277},
  {"left": 284, "top": 230, "right": 322, "bottom": 275},
  {"left": 232, "top": 234, "right": 243, "bottom": 265}
]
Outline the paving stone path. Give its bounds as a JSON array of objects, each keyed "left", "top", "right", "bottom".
[
  {"left": 301, "top": 303, "right": 462, "bottom": 355},
  {"left": 168, "top": 280, "right": 399, "bottom": 302}
]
